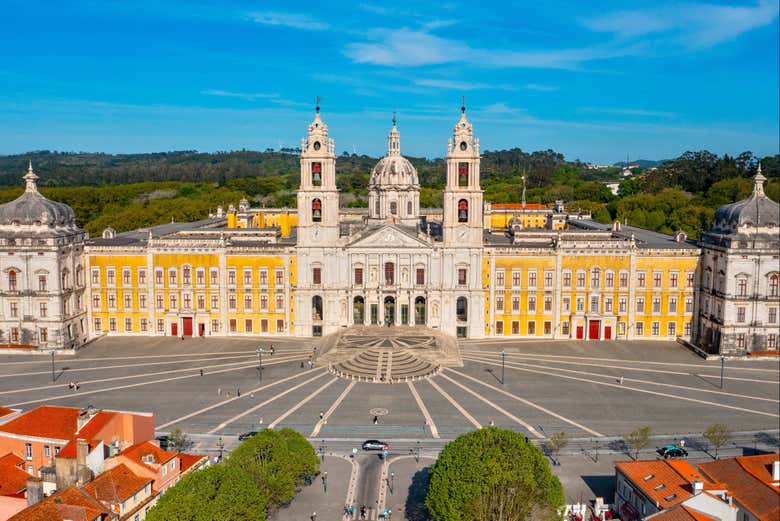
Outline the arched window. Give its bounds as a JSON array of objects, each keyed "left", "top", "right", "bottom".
[
  {"left": 375, "top": 200, "right": 380, "bottom": 216},
  {"left": 415, "top": 296, "right": 426, "bottom": 325},
  {"left": 312, "top": 198, "right": 322, "bottom": 222},
  {"left": 311, "top": 162, "right": 322, "bottom": 186},
  {"left": 353, "top": 296, "right": 365, "bottom": 324},
  {"left": 770, "top": 273, "right": 779, "bottom": 297},
  {"left": 385, "top": 262, "right": 395, "bottom": 285},
  {"left": 407, "top": 201, "right": 412, "bottom": 215},
  {"left": 8, "top": 270, "right": 17, "bottom": 291},
  {"left": 390, "top": 202, "right": 397, "bottom": 215},
  {"left": 458, "top": 199, "right": 468, "bottom": 223},
  {"left": 312, "top": 296, "right": 323, "bottom": 321},
  {"left": 456, "top": 296, "right": 468, "bottom": 322}
]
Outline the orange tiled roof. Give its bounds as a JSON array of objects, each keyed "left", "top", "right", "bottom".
[
  {"left": 698, "top": 453, "right": 780, "bottom": 521},
  {"left": 0, "top": 407, "right": 15, "bottom": 418},
  {"left": 8, "top": 486, "right": 108, "bottom": 521},
  {"left": 82, "top": 463, "right": 151, "bottom": 505},
  {"left": 0, "top": 406, "right": 79, "bottom": 441},
  {"left": 120, "top": 441, "right": 177, "bottom": 470},
  {"left": 178, "top": 453, "right": 207, "bottom": 474},
  {"left": 0, "top": 454, "right": 29, "bottom": 496},
  {"left": 58, "top": 411, "right": 117, "bottom": 458},
  {"left": 616, "top": 459, "right": 712, "bottom": 509},
  {"left": 647, "top": 505, "right": 717, "bottom": 521}
]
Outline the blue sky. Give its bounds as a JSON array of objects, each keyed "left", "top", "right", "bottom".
[{"left": 0, "top": 0, "right": 778, "bottom": 163}]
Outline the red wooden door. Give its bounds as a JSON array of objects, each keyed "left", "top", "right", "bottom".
[
  {"left": 588, "top": 320, "right": 600, "bottom": 340},
  {"left": 171, "top": 323, "right": 178, "bottom": 336},
  {"left": 576, "top": 326, "right": 584, "bottom": 339},
  {"left": 199, "top": 323, "right": 205, "bottom": 336},
  {"left": 182, "top": 317, "right": 193, "bottom": 337},
  {"left": 604, "top": 326, "right": 612, "bottom": 340}
]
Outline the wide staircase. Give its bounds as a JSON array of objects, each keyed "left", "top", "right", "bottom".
[{"left": 329, "top": 346, "right": 440, "bottom": 383}]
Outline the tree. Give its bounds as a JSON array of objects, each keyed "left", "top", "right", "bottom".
[
  {"left": 146, "top": 464, "right": 266, "bottom": 521},
  {"left": 426, "top": 428, "right": 564, "bottom": 521},
  {"left": 167, "top": 428, "right": 193, "bottom": 452},
  {"left": 703, "top": 423, "right": 732, "bottom": 460},
  {"left": 544, "top": 431, "right": 569, "bottom": 466},
  {"left": 624, "top": 426, "right": 652, "bottom": 461}
]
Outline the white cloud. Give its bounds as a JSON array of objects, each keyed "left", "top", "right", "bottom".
[
  {"left": 582, "top": 107, "right": 676, "bottom": 118},
  {"left": 583, "top": 0, "right": 779, "bottom": 48},
  {"left": 249, "top": 11, "right": 328, "bottom": 31},
  {"left": 414, "top": 79, "right": 489, "bottom": 90},
  {"left": 524, "top": 83, "right": 558, "bottom": 92},
  {"left": 201, "top": 89, "right": 278, "bottom": 101}
]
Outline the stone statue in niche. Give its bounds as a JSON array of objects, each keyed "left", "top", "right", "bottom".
[
  {"left": 402, "top": 268, "right": 409, "bottom": 283},
  {"left": 340, "top": 299, "right": 346, "bottom": 319},
  {"left": 370, "top": 267, "right": 377, "bottom": 283},
  {"left": 432, "top": 300, "right": 439, "bottom": 318}
]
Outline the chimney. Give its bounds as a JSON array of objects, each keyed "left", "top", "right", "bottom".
[
  {"left": 76, "top": 438, "right": 88, "bottom": 467},
  {"left": 692, "top": 481, "right": 703, "bottom": 495},
  {"left": 773, "top": 460, "right": 780, "bottom": 481},
  {"left": 26, "top": 477, "right": 43, "bottom": 506}
]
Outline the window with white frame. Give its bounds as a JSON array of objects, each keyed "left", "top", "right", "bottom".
[
  {"left": 619, "top": 297, "right": 627, "bottom": 314},
  {"left": 275, "top": 269, "right": 284, "bottom": 287},
  {"left": 667, "top": 322, "right": 676, "bottom": 336},
  {"left": 243, "top": 270, "right": 252, "bottom": 287},
  {"left": 636, "top": 297, "right": 645, "bottom": 313},
  {"left": 496, "top": 295, "right": 504, "bottom": 312},
  {"left": 652, "top": 297, "right": 661, "bottom": 314},
  {"left": 668, "top": 297, "right": 677, "bottom": 314},
  {"left": 528, "top": 270, "right": 537, "bottom": 288},
  {"left": 563, "top": 271, "right": 572, "bottom": 288},
  {"left": 276, "top": 294, "right": 284, "bottom": 311},
  {"left": 92, "top": 269, "right": 100, "bottom": 285},
  {"left": 651, "top": 322, "right": 660, "bottom": 336},
  {"left": 259, "top": 269, "right": 268, "bottom": 287},
  {"left": 511, "top": 270, "right": 521, "bottom": 288},
  {"left": 512, "top": 296, "right": 520, "bottom": 312},
  {"left": 495, "top": 269, "right": 505, "bottom": 288},
  {"left": 605, "top": 271, "right": 614, "bottom": 288},
  {"left": 528, "top": 296, "right": 536, "bottom": 312},
  {"left": 544, "top": 271, "right": 553, "bottom": 288}
]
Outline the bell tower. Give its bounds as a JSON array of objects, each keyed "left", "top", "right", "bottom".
[
  {"left": 443, "top": 99, "right": 483, "bottom": 246},
  {"left": 297, "top": 99, "right": 339, "bottom": 245}
]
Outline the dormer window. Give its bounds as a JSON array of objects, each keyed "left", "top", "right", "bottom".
[{"left": 654, "top": 484, "right": 666, "bottom": 491}]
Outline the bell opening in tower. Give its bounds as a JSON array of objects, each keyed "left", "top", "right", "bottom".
[
  {"left": 458, "top": 163, "right": 469, "bottom": 187},
  {"left": 311, "top": 162, "right": 322, "bottom": 186},
  {"left": 458, "top": 199, "right": 469, "bottom": 223},
  {"left": 312, "top": 199, "right": 322, "bottom": 222}
]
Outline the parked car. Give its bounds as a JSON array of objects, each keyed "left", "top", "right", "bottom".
[
  {"left": 362, "top": 440, "right": 389, "bottom": 451},
  {"left": 657, "top": 445, "right": 688, "bottom": 459},
  {"left": 238, "top": 431, "right": 259, "bottom": 441}
]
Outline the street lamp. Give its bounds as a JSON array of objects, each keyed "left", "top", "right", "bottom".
[
  {"left": 416, "top": 441, "right": 420, "bottom": 463},
  {"left": 216, "top": 437, "right": 224, "bottom": 461},
  {"left": 720, "top": 356, "right": 725, "bottom": 389},
  {"left": 501, "top": 350, "right": 506, "bottom": 385},
  {"left": 49, "top": 350, "right": 55, "bottom": 382},
  {"left": 322, "top": 471, "right": 328, "bottom": 494},
  {"left": 256, "top": 347, "right": 264, "bottom": 383},
  {"left": 390, "top": 471, "right": 395, "bottom": 495}
]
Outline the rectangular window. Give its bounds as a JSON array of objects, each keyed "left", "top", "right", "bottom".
[
  {"left": 605, "top": 272, "right": 614, "bottom": 288},
  {"left": 182, "top": 267, "right": 191, "bottom": 285},
  {"left": 244, "top": 295, "right": 252, "bottom": 312},
  {"left": 619, "top": 271, "right": 628, "bottom": 288},
  {"left": 38, "top": 275, "right": 47, "bottom": 291},
  {"left": 618, "top": 297, "right": 627, "bottom": 314},
  {"left": 108, "top": 293, "right": 116, "bottom": 309},
  {"left": 563, "top": 271, "right": 572, "bottom": 288},
  {"left": 228, "top": 270, "right": 236, "bottom": 286},
  {"left": 544, "top": 296, "right": 552, "bottom": 312},
  {"left": 169, "top": 294, "right": 177, "bottom": 309},
  {"left": 576, "top": 297, "right": 584, "bottom": 312},
  {"left": 94, "top": 318, "right": 102, "bottom": 332},
  {"left": 107, "top": 269, "right": 116, "bottom": 285},
  {"left": 511, "top": 321, "right": 519, "bottom": 335},
  {"left": 140, "top": 319, "right": 148, "bottom": 332},
  {"left": 544, "top": 271, "right": 553, "bottom": 288},
  {"left": 495, "top": 321, "right": 503, "bottom": 335},
  {"left": 618, "top": 322, "right": 626, "bottom": 335},
  {"left": 737, "top": 307, "right": 746, "bottom": 322},
  {"left": 604, "top": 297, "right": 613, "bottom": 313},
  {"left": 528, "top": 271, "right": 537, "bottom": 288},
  {"left": 577, "top": 271, "right": 586, "bottom": 288},
  {"left": 496, "top": 270, "right": 505, "bottom": 288},
  {"left": 154, "top": 269, "right": 163, "bottom": 285},
  {"left": 769, "top": 308, "right": 777, "bottom": 324},
  {"left": 652, "top": 297, "right": 661, "bottom": 314},
  {"left": 44, "top": 445, "right": 50, "bottom": 458},
  {"left": 668, "top": 297, "right": 677, "bottom": 314},
  {"left": 458, "top": 268, "right": 467, "bottom": 286},
  {"left": 651, "top": 322, "right": 660, "bottom": 336},
  {"left": 157, "top": 319, "right": 164, "bottom": 333},
  {"left": 767, "top": 334, "right": 777, "bottom": 349},
  {"left": 212, "top": 319, "right": 220, "bottom": 333},
  {"left": 92, "top": 269, "right": 100, "bottom": 285},
  {"left": 39, "top": 328, "right": 48, "bottom": 342},
  {"left": 10, "top": 328, "right": 19, "bottom": 342},
  {"left": 124, "top": 318, "right": 132, "bottom": 332},
  {"left": 211, "top": 295, "right": 219, "bottom": 310},
  {"left": 169, "top": 269, "right": 177, "bottom": 286},
  {"left": 590, "top": 296, "right": 599, "bottom": 312},
  {"left": 229, "top": 294, "right": 236, "bottom": 310},
  {"left": 259, "top": 270, "right": 268, "bottom": 286},
  {"left": 123, "top": 269, "right": 131, "bottom": 285},
  {"left": 354, "top": 268, "right": 363, "bottom": 285},
  {"left": 591, "top": 270, "right": 600, "bottom": 288},
  {"left": 667, "top": 322, "right": 676, "bottom": 336},
  {"left": 636, "top": 322, "right": 644, "bottom": 336},
  {"left": 686, "top": 271, "right": 694, "bottom": 288},
  {"left": 684, "top": 322, "right": 692, "bottom": 336},
  {"left": 276, "top": 319, "right": 284, "bottom": 333},
  {"left": 275, "top": 269, "right": 284, "bottom": 287},
  {"left": 562, "top": 297, "right": 571, "bottom": 313},
  {"left": 123, "top": 293, "right": 132, "bottom": 309},
  {"left": 496, "top": 296, "right": 504, "bottom": 312},
  {"left": 528, "top": 321, "right": 536, "bottom": 335},
  {"left": 544, "top": 321, "right": 551, "bottom": 335},
  {"left": 562, "top": 321, "right": 570, "bottom": 336},
  {"left": 736, "top": 333, "right": 745, "bottom": 349},
  {"left": 243, "top": 270, "right": 252, "bottom": 287},
  {"left": 512, "top": 296, "right": 520, "bottom": 312},
  {"left": 685, "top": 297, "right": 693, "bottom": 313},
  {"left": 211, "top": 269, "right": 220, "bottom": 286},
  {"left": 25, "top": 443, "right": 32, "bottom": 460},
  {"left": 276, "top": 294, "right": 284, "bottom": 311},
  {"left": 156, "top": 294, "right": 164, "bottom": 309},
  {"left": 260, "top": 294, "right": 268, "bottom": 311},
  {"left": 653, "top": 271, "right": 662, "bottom": 288},
  {"left": 109, "top": 318, "right": 117, "bottom": 332},
  {"left": 670, "top": 272, "right": 679, "bottom": 288},
  {"left": 528, "top": 296, "right": 536, "bottom": 312},
  {"left": 637, "top": 271, "right": 646, "bottom": 288},
  {"left": 636, "top": 297, "right": 645, "bottom": 314},
  {"left": 197, "top": 295, "right": 205, "bottom": 310},
  {"left": 196, "top": 270, "right": 204, "bottom": 286},
  {"left": 416, "top": 268, "right": 425, "bottom": 286},
  {"left": 138, "top": 293, "right": 146, "bottom": 309},
  {"left": 261, "top": 319, "right": 268, "bottom": 333},
  {"left": 244, "top": 319, "right": 252, "bottom": 333},
  {"left": 313, "top": 268, "right": 321, "bottom": 285},
  {"left": 512, "top": 270, "right": 521, "bottom": 288},
  {"left": 39, "top": 302, "right": 47, "bottom": 317}
]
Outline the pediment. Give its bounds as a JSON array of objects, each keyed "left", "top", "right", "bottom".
[{"left": 349, "top": 225, "right": 430, "bottom": 249}]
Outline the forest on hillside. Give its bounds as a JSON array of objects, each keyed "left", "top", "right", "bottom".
[{"left": 0, "top": 149, "right": 777, "bottom": 240}]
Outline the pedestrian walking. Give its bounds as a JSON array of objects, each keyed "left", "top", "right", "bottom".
[
  {"left": 618, "top": 376, "right": 624, "bottom": 384},
  {"left": 270, "top": 344, "right": 275, "bottom": 355},
  {"left": 308, "top": 360, "right": 313, "bottom": 369},
  {"left": 679, "top": 439, "right": 685, "bottom": 449},
  {"left": 199, "top": 369, "right": 204, "bottom": 377},
  {"left": 300, "top": 361, "right": 305, "bottom": 368},
  {"left": 360, "top": 504, "right": 367, "bottom": 520},
  {"left": 68, "top": 382, "right": 74, "bottom": 390},
  {"left": 237, "top": 388, "right": 241, "bottom": 397},
  {"left": 218, "top": 387, "right": 221, "bottom": 396},
  {"left": 310, "top": 512, "right": 317, "bottom": 521},
  {"left": 373, "top": 415, "right": 379, "bottom": 425},
  {"left": 74, "top": 382, "right": 80, "bottom": 391},
  {"left": 319, "top": 411, "right": 324, "bottom": 420}
]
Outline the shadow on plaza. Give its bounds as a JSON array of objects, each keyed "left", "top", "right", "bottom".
[
  {"left": 404, "top": 466, "right": 432, "bottom": 521},
  {"left": 581, "top": 475, "right": 615, "bottom": 501}
]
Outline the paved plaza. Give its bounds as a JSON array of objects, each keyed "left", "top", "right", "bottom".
[{"left": 1, "top": 334, "right": 778, "bottom": 519}]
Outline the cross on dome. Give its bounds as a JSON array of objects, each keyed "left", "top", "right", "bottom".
[{"left": 387, "top": 113, "right": 401, "bottom": 156}]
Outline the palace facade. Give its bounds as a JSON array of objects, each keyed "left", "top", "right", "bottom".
[{"left": 1, "top": 105, "right": 775, "bottom": 354}]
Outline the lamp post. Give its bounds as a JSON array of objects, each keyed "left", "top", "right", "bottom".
[
  {"left": 720, "top": 356, "right": 725, "bottom": 389},
  {"left": 216, "top": 437, "right": 224, "bottom": 461},
  {"left": 416, "top": 441, "right": 420, "bottom": 463},
  {"left": 258, "top": 347, "right": 265, "bottom": 381},
  {"left": 390, "top": 471, "right": 394, "bottom": 495},
  {"left": 322, "top": 471, "right": 328, "bottom": 494},
  {"left": 50, "top": 350, "right": 55, "bottom": 382},
  {"left": 501, "top": 350, "right": 506, "bottom": 385}
]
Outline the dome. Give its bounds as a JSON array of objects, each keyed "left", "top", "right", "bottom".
[
  {"left": 0, "top": 163, "right": 77, "bottom": 228},
  {"left": 369, "top": 155, "right": 419, "bottom": 188},
  {"left": 711, "top": 167, "right": 778, "bottom": 233}
]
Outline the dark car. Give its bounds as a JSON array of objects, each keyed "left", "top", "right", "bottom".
[
  {"left": 155, "top": 435, "right": 169, "bottom": 450},
  {"left": 362, "top": 440, "right": 389, "bottom": 451},
  {"left": 238, "top": 431, "right": 258, "bottom": 441},
  {"left": 657, "top": 445, "right": 688, "bottom": 459}
]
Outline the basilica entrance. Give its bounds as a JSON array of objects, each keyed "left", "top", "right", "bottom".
[
  {"left": 353, "top": 296, "right": 365, "bottom": 325},
  {"left": 415, "top": 297, "right": 426, "bottom": 325},
  {"left": 384, "top": 296, "right": 395, "bottom": 326}
]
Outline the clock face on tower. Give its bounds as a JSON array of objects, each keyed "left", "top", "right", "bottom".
[{"left": 460, "top": 141, "right": 467, "bottom": 151}]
